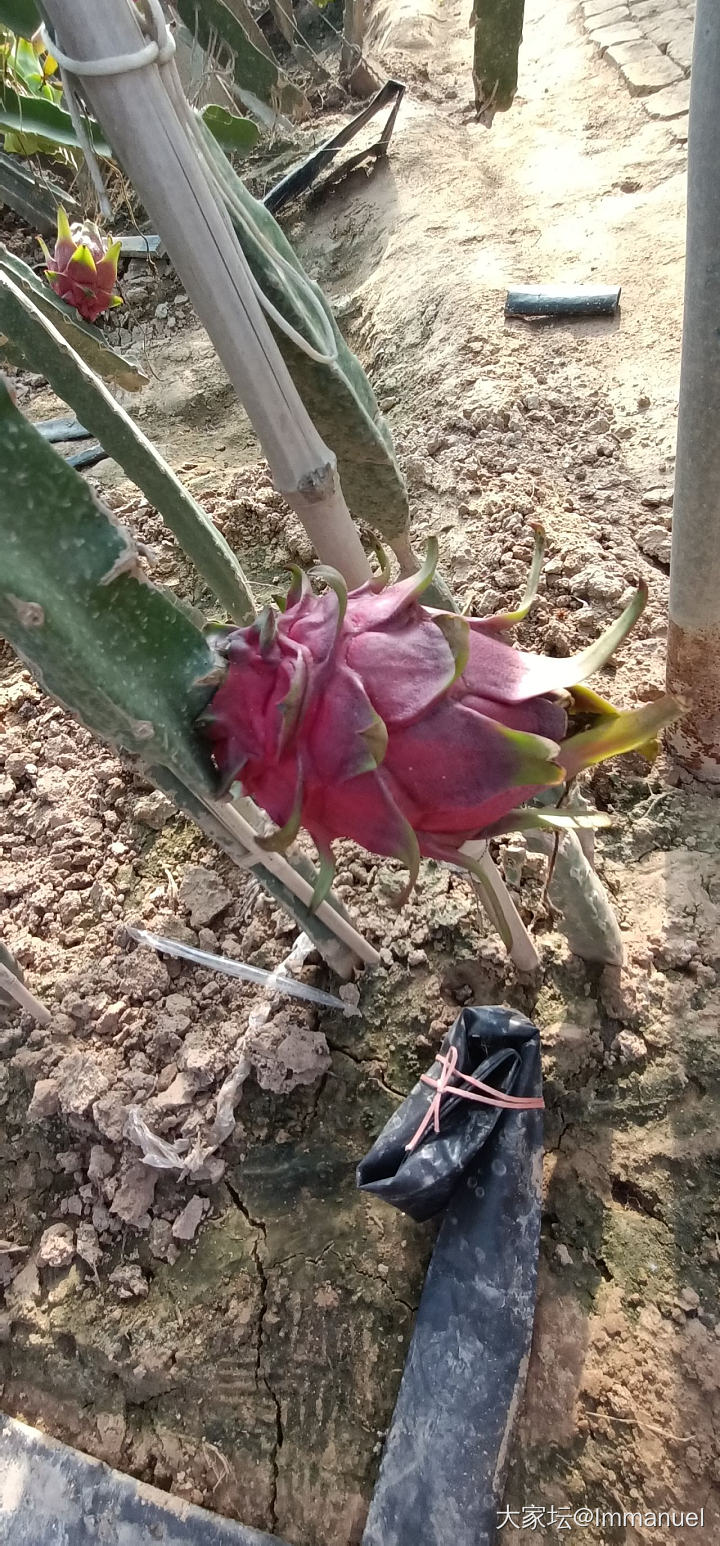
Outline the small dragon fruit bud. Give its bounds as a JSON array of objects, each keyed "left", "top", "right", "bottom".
[
  {"left": 201, "top": 535, "right": 680, "bottom": 908},
  {"left": 39, "top": 207, "right": 122, "bottom": 324}
]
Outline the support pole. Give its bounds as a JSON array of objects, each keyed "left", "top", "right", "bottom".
[{"left": 666, "top": 0, "right": 720, "bottom": 780}]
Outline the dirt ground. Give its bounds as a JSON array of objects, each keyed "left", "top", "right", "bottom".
[{"left": 2, "top": 1, "right": 720, "bottom": 1542}]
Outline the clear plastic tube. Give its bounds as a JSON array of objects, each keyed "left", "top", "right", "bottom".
[{"left": 127, "top": 927, "right": 347, "bottom": 1010}]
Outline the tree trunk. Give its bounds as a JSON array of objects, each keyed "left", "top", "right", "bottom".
[
  {"left": 266, "top": 0, "right": 295, "bottom": 47},
  {"left": 666, "top": 0, "right": 720, "bottom": 781}
]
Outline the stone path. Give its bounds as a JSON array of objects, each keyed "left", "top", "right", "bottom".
[{"left": 581, "top": 0, "right": 694, "bottom": 141}]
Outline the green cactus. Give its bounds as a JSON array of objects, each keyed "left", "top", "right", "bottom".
[
  {"left": 0, "top": 0, "right": 41, "bottom": 36},
  {"left": 472, "top": 0, "right": 525, "bottom": 123},
  {"left": 0, "top": 377, "right": 364, "bottom": 971},
  {"left": 0, "top": 373, "right": 218, "bottom": 782},
  {"left": 0, "top": 267, "right": 255, "bottom": 623},
  {"left": 0, "top": 151, "right": 71, "bottom": 234}
]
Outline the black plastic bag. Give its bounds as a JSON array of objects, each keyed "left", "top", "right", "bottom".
[
  {"left": 357, "top": 1005, "right": 541, "bottom": 1221},
  {"left": 358, "top": 1006, "right": 543, "bottom": 1546}
]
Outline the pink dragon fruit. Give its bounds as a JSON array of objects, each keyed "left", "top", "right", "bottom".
[
  {"left": 202, "top": 536, "right": 678, "bottom": 905},
  {"left": 40, "top": 208, "right": 122, "bottom": 323}
]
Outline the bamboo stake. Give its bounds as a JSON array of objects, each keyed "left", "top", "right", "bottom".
[
  {"left": 340, "top": 0, "right": 377, "bottom": 97},
  {"left": 461, "top": 842, "right": 540, "bottom": 972},
  {"left": 266, "top": 0, "right": 295, "bottom": 48},
  {"left": 43, "top": 0, "right": 371, "bottom": 591},
  {"left": 0, "top": 963, "right": 52, "bottom": 1024}
]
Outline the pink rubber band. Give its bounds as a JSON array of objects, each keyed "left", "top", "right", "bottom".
[{"left": 405, "top": 1043, "right": 544, "bottom": 1153}]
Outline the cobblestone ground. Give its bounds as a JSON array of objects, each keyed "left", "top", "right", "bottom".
[{"left": 581, "top": 0, "right": 694, "bottom": 142}]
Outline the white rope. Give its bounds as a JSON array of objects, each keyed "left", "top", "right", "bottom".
[
  {"left": 41, "top": 30, "right": 173, "bottom": 74},
  {"left": 40, "top": 0, "right": 175, "bottom": 76}
]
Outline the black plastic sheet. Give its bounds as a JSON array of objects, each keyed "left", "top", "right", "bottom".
[{"left": 358, "top": 1006, "right": 543, "bottom": 1546}]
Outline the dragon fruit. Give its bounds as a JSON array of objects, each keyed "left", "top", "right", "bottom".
[
  {"left": 39, "top": 208, "right": 122, "bottom": 323},
  {"left": 202, "top": 535, "right": 678, "bottom": 906}
]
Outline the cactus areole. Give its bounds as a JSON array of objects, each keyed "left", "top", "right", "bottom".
[
  {"left": 39, "top": 208, "right": 122, "bottom": 324},
  {"left": 201, "top": 537, "right": 678, "bottom": 907}
]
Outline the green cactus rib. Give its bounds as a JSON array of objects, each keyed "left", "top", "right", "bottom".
[
  {"left": 175, "top": 0, "right": 309, "bottom": 120},
  {"left": 199, "top": 104, "right": 260, "bottom": 154},
  {"left": 0, "top": 247, "right": 144, "bottom": 393},
  {"left": 0, "top": 152, "right": 70, "bottom": 236},
  {"left": 0, "top": 375, "right": 220, "bottom": 788},
  {"left": 0, "top": 270, "right": 255, "bottom": 624}
]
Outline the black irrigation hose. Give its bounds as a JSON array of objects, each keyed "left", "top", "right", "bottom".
[
  {"left": 36, "top": 416, "right": 91, "bottom": 441},
  {"left": 506, "top": 284, "right": 621, "bottom": 318},
  {"left": 36, "top": 416, "right": 109, "bottom": 470},
  {"left": 65, "top": 443, "right": 109, "bottom": 470}
]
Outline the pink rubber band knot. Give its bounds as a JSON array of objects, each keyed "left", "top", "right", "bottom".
[{"left": 405, "top": 1043, "right": 544, "bottom": 1153}]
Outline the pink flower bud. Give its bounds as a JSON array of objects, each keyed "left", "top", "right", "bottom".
[{"left": 40, "top": 208, "right": 122, "bottom": 324}]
